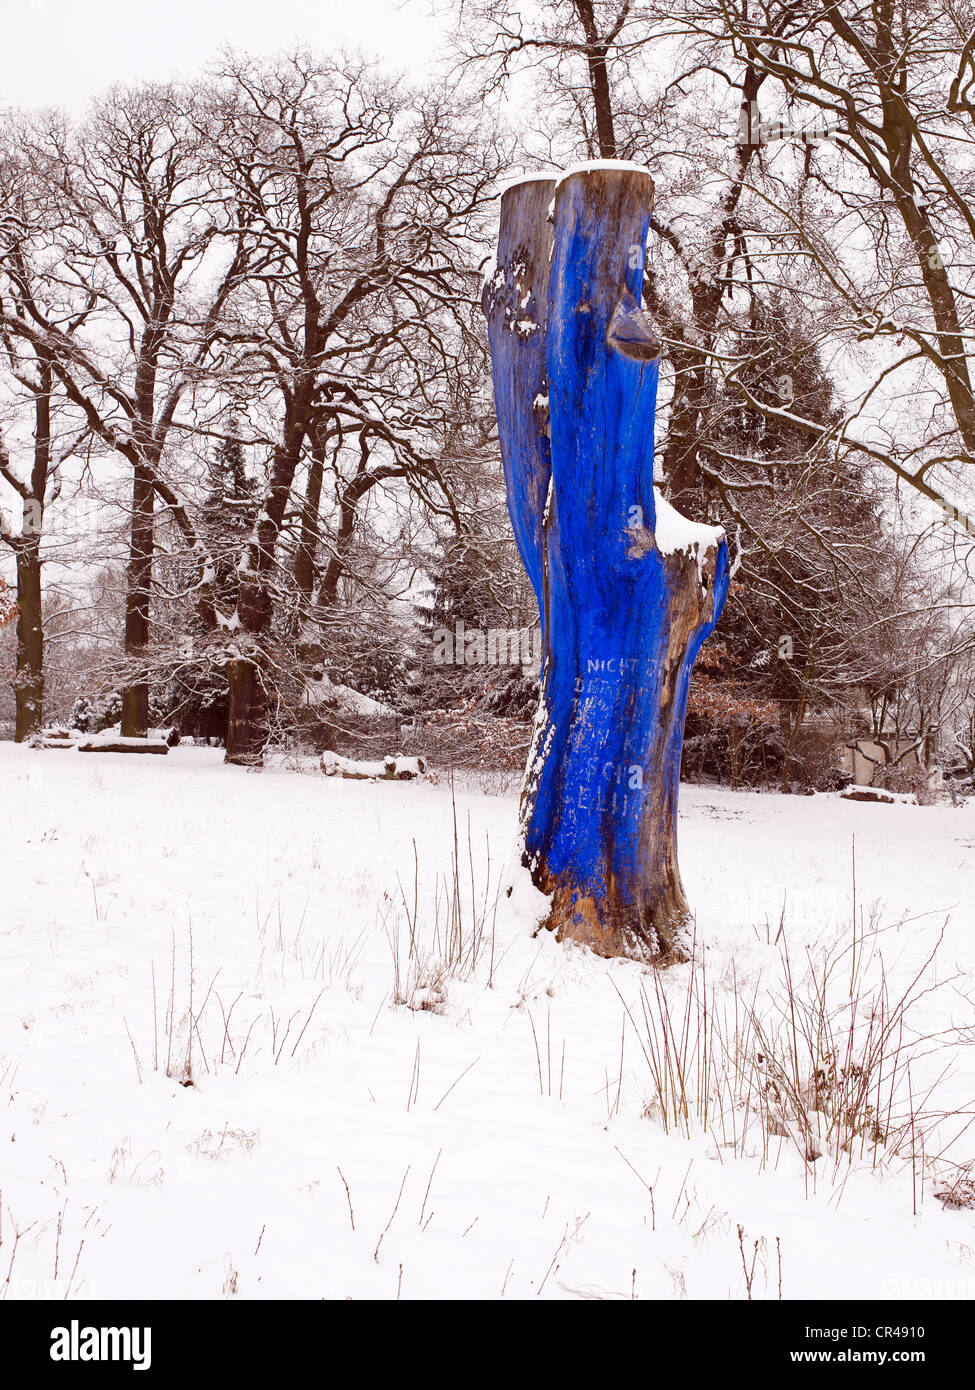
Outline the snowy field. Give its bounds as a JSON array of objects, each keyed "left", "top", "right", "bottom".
[{"left": 1, "top": 743, "right": 974, "bottom": 1302}]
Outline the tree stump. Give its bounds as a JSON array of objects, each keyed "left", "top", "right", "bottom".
[{"left": 483, "top": 163, "right": 730, "bottom": 963}]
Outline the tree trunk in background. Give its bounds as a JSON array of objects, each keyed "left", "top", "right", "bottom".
[
  {"left": 648, "top": 69, "right": 765, "bottom": 518},
  {"left": 121, "top": 463, "right": 153, "bottom": 737},
  {"left": 484, "top": 168, "right": 730, "bottom": 963},
  {"left": 226, "top": 658, "right": 268, "bottom": 767},
  {"left": 223, "top": 431, "right": 301, "bottom": 765},
  {"left": 4, "top": 360, "right": 52, "bottom": 742},
  {"left": 295, "top": 429, "right": 327, "bottom": 605},
  {"left": 224, "top": 563, "right": 274, "bottom": 765},
  {"left": 573, "top": 0, "right": 617, "bottom": 157},
  {"left": 14, "top": 536, "right": 43, "bottom": 741}
]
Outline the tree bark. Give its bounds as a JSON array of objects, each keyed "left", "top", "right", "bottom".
[
  {"left": 573, "top": 0, "right": 618, "bottom": 157},
  {"left": 2, "top": 360, "right": 52, "bottom": 742},
  {"left": 121, "top": 462, "right": 153, "bottom": 737},
  {"left": 226, "top": 657, "right": 268, "bottom": 767},
  {"left": 484, "top": 168, "right": 729, "bottom": 963},
  {"left": 295, "top": 428, "right": 327, "bottom": 605},
  {"left": 650, "top": 67, "right": 765, "bottom": 517},
  {"left": 223, "top": 410, "right": 308, "bottom": 764},
  {"left": 14, "top": 536, "right": 43, "bottom": 742}
]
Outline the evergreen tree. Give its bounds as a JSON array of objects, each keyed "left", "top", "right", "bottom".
[{"left": 683, "top": 301, "right": 898, "bottom": 785}]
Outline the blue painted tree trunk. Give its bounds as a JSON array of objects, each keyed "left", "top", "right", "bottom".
[{"left": 483, "top": 164, "right": 730, "bottom": 962}]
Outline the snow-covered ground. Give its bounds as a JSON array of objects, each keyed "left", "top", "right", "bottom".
[{"left": 1, "top": 743, "right": 973, "bottom": 1301}]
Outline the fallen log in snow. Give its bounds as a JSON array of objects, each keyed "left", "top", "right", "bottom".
[
  {"left": 840, "top": 784, "right": 914, "bottom": 805},
  {"left": 320, "top": 751, "right": 426, "bottom": 781},
  {"left": 31, "top": 728, "right": 80, "bottom": 750},
  {"left": 78, "top": 736, "right": 170, "bottom": 755}
]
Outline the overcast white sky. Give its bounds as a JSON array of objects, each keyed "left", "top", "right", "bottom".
[{"left": 1, "top": 0, "right": 446, "bottom": 110}]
